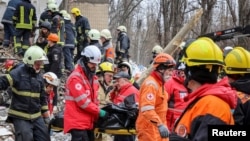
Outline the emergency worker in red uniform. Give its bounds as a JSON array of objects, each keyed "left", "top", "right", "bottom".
[
  {"left": 110, "top": 71, "right": 139, "bottom": 141},
  {"left": 165, "top": 62, "right": 188, "bottom": 132},
  {"left": 136, "top": 53, "right": 176, "bottom": 141},
  {"left": 171, "top": 37, "right": 237, "bottom": 141},
  {"left": 64, "top": 45, "right": 108, "bottom": 141}
]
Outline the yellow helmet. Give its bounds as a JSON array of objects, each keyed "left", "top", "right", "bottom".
[
  {"left": 224, "top": 47, "right": 250, "bottom": 74},
  {"left": 71, "top": 8, "right": 81, "bottom": 16},
  {"left": 182, "top": 37, "right": 224, "bottom": 67},
  {"left": 97, "top": 62, "right": 114, "bottom": 73}
]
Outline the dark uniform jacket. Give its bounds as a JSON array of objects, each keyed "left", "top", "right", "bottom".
[
  {"left": 39, "top": 10, "right": 52, "bottom": 26},
  {"left": 44, "top": 44, "right": 62, "bottom": 78},
  {"left": 116, "top": 32, "right": 130, "bottom": 59},
  {"left": 12, "top": 0, "right": 37, "bottom": 29},
  {"left": 1, "top": 0, "right": 21, "bottom": 24},
  {"left": 51, "top": 12, "right": 65, "bottom": 45},
  {"left": 0, "top": 64, "right": 48, "bottom": 120},
  {"left": 231, "top": 75, "right": 250, "bottom": 125},
  {"left": 75, "top": 15, "right": 90, "bottom": 43},
  {"left": 64, "top": 19, "right": 76, "bottom": 49}
]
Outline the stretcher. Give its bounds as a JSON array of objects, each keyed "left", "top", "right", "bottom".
[
  {"left": 50, "top": 126, "right": 136, "bottom": 135},
  {"left": 94, "top": 128, "right": 136, "bottom": 135}
]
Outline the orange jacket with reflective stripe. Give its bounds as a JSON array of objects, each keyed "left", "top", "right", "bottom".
[
  {"left": 174, "top": 78, "right": 237, "bottom": 140},
  {"left": 136, "top": 71, "right": 169, "bottom": 141}
]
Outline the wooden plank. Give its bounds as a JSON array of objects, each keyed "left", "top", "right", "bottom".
[{"left": 136, "top": 8, "right": 203, "bottom": 85}]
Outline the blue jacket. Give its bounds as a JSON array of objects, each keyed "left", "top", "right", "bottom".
[
  {"left": 64, "top": 19, "right": 76, "bottom": 49},
  {"left": 1, "top": 0, "right": 21, "bottom": 24}
]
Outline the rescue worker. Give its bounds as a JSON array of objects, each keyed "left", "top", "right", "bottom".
[
  {"left": 12, "top": 0, "right": 37, "bottom": 57},
  {"left": 100, "top": 29, "right": 115, "bottom": 63},
  {"left": 49, "top": 3, "right": 65, "bottom": 46},
  {"left": 44, "top": 33, "right": 62, "bottom": 114},
  {"left": 64, "top": 45, "right": 108, "bottom": 141},
  {"left": 95, "top": 61, "right": 114, "bottom": 141},
  {"left": 171, "top": 37, "right": 237, "bottom": 141},
  {"left": 110, "top": 71, "right": 139, "bottom": 141},
  {"left": 1, "top": 0, "right": 21, "bottom": 48},
  {"left": 136, "top": 53, "right": 176, "bottom": 141},
  {"left": 39, "top": 0, "right": 57, "bottom": 26},
  {"left": 71, "top": 7, "right": 90, "bottom": 63},
  {"left": 224, "top": 47, "right": 250, "bottom": 125},
  {"left": 164, "top": 62, "right": 188, "bottom": 132},
  {"left": 61, "top": 12, "right": 76, "bottom": 72},
  {"left": 0, "top": 46, "right": 50, "bottom": 141},
  {"left": 115, "top": 25, "right": 130, "bottom": 64},
  {"left": 44, "top": 33, "right": 62, "bottom": 78},
  {"left": 87, "top": 29, "right": 102, "bottom": 54},
  {"left": 36, "top": 21, "right": 51, "bottom": 49},
  {"left": 118, "top": 61, "right": 140, "bottom": 89},
  {"left": 96, "top": 61, "right": 114, "bottom": 107},
  {"left": 43, "top": 71, "right": 60, "bottom": 115},
  {"left": 150, "top": 44, "right": 163, "bottom": 64}
]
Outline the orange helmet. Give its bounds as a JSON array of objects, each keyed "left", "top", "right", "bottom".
[
  {"left": 47, "top": 33, "right": 59, "bottom": 42},
  {"left": 153, "top": 53, "right": 176, "bottom": 68}
]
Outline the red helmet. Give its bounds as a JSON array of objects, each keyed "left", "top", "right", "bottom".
[
  {"left": 4, "top": 60, "right": 14, "bottom": 70},
  {"left": 153, "top": 53, "right": 176, "bottom": 68}
]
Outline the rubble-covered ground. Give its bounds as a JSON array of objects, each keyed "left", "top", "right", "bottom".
[{"left": 0, "top": 106, "right": 72, "bottom": 141}]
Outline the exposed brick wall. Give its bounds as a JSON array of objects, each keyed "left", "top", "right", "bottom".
[{"left": 68, "top": 2, "right": 109, "bottom": 31}]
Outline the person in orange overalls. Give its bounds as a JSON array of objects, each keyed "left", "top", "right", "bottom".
[
  {"left": 136, "top": 53, "right": 176, "bottom": 141},
  {"left": 171, "top": 37, "right": 237, "bottom": 141}
]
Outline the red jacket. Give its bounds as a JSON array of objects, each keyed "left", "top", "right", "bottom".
[
  {"left": 64, "top": 64, "right": 100, "bottom": 133},
  {"left": 164, "top": 71, "right": 188, "bottom": 131},
  {"left": 47, "top": 91, "right": 54, "bottom": 114},
  {"left": 110, "top": 83, "right": 139, "bottom": 105}
]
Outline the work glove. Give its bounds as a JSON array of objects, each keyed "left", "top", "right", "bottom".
[
  {"left": 99, "top": 109, "right": 109, "bottom": 118},
  {"left": 158, "top": 124, "right": 169, "bottom": 138}
]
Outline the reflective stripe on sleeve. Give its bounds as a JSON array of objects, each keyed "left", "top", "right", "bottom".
[
  {"left": 141, "top": 105, "right": 155, "bottom": 112},
  {"left": 145, "top": 80, "right": 158, "bottom": 89},
  {"left": 80, "top": 99, "right": 91, "bottom": 109},
  {"left": 6, "top": 74, "right": 13, "bottom": 86}
]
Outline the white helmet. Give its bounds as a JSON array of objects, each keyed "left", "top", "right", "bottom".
[
  {"left": 47, "top": 0, "right": 56, "bottom": 4},
  {"left": 60, "top": 10, "right": 68, "bottom": 16},
  {"left": 81, "top": 45, "right": 101, "bottom": 64},
  {"left": 88, "top": 29, "right": 100, "bottom": 40},
  {"left": 47, "top": 3, "right": 58, "bottom": 12},
  {"left": 43, "top": 72, "right": 60, "bottom": 86},
  {"left": 23, "top": 45, "right": 48, "bottom": 65},
  {"left": 118, "top": 61, "right": 132, "bottom": 76},
  {"left": 152, "top": 45, "right": 163, "bottom": 54},
  {"left": 100, "top": 29, "right": 112, "bottom": 39},
  {"left": 117, "top": 25, "right": 127, "bottom": 32},
  {"left": 63, "top": 13, "right": 71, "bottom": 20}
]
